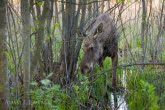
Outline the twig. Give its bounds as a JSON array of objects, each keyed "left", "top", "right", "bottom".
[
  {"left": 58, "top": 0, "right": 105, "bottom": 5},
  {"left": 118, "top": 62, "right": 165, "bottom": 68}
]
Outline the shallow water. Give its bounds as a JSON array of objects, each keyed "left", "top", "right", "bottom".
[
  {"left": 110, "top": 70, "right": 128, "bottom": 110},
  {"left": 110, "top": 92, "right": 128, "bottom": 110}
]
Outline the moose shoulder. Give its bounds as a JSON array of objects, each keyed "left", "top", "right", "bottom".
[{"left": 80, "top": 13, "right": 119, "bottom": 88}]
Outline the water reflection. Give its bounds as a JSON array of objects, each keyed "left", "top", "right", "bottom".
[
  {"left": 110, "top": 70, "right": 128, "bottom": 110},
  {"left": 110, "top": 92, "right": 127, "bottom": 110}
]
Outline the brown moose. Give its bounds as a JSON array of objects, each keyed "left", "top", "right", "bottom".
[{"left": 80, "top": 13, "right": 119, "bottom": 88}]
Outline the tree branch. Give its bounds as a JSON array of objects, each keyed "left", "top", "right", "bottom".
[
  {"left": 58, "top": 0, "right": 105, "bottom": 5},
  {"left": 119, "top": 62, "right": 165, "bottom": 68}
]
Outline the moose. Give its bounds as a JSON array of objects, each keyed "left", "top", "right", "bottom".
[{"left": 80, "top": 13, "right": 119, "bottom": 88}]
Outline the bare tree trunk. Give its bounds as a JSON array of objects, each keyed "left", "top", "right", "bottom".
[
  {"left": 101, "top": 0, "right": 105, "bottom": 13},
  {"left": 154, "top": 0, "right": 165, "bottom": 62},
  {"left": 44, "top": 0, "right": 54, "bottom": 73},
  {"left": 74, "top": 0, "right": 87, "bottom": 74},
  {"left": 62, "top": 0, "right": 77, "bottom": 83},
  {"left": 141, "top": 0, "right": 147, "bottom": 68},
  {"left": 21, "top": 0, "right": 31, "bottom": 109},
  {"left": 55, "top": 0, "right": 61, "bottom": 32},
  {"left": 87, "top": 0, "right": 92, "bottom": 21},
  {"left": 0, "top": 0, "right": 9, "bottom": 109},
  {"left": 31, "top": 0, "right": 50, "bottom": 73},
  {"left": 60, "top": 0, "right": 83, "bottom": 83},
  {"left": 94, "top": 0, "right": 99, "bottom": 16}
]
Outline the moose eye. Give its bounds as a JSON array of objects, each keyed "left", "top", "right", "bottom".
[{"left": 89, "top": 46, "right": 94, "bottom": 50}]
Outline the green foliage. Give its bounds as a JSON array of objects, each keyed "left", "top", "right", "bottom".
[
  {"left": 40, "top": 79, "right": 51, "bottom": 86},
  {"left": 117, "top": 0, "right": 125, "bottom": 3},
  {"left": 36, "top": 1, "right": 43, "bottom": 6},
  {"left": 162, "top": 50, "right": 165, "bottom": 62},
  {"left": 31, "top": 48, "right": 165, "bottom": 110},
  {"left": 5, "top": 50, "right": 16, "bottom": 74},
  {"left": 54, "top": 22, "right": 60, "bottom": 28},
  {"left": 126, "top": 68, "right": 164, "bottom": 110},
  {"left": 30, "top": 75, "right": 90, "bottom": 110},
  {"left": 30, "top": 80, "right": 64, "bottom": 110},
  {"left": 45, "top": 35, "right": 52, "bottom": 42},
  {"left": 136, "top": 37, "right": 141, "bottom": 48}
]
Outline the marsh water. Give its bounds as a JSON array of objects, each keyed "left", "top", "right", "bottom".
[
  {"left": 110, "top": 92, "right": 128, "bottom": 110},
  {"left": 110, "top": 71, "right": 128, "bottom": 110}
]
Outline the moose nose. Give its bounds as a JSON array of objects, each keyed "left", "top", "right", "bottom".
[
  {"left": 81, "top": 65, "right": 88, "bottom": 74},
  {"left": 81, "top": 64, "right": 93, "bottom": 74}
]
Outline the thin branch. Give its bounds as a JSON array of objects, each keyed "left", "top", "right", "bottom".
[
  {"left": 119, "top": 62, "right": 165, "bottom": 68},
  {"left": 58, "top": 0, "right": 105, "bottom": 5}
]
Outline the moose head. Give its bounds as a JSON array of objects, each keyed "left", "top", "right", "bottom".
[{"left": 80, "top": 23, "right": 104, "bottom": 74}]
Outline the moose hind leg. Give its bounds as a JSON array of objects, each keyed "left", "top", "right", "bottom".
[{"left": 111, "top": 54, "right": 118, "bottom": 89}]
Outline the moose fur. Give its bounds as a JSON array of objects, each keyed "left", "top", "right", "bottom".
[{"left": 80, "top": 13, "right": 119, "bottom": 88}]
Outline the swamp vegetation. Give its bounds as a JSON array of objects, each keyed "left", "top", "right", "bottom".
[{"left": 0, "top": 0, "right": 165, "bottom": 110}]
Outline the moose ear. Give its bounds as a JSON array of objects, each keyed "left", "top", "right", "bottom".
[
  {"left": 93, "top": 23, "right": 103, "bottom": 36},
  {"left": 97, "top": 23, "right": 103, "bottom": 33},
  {"left": 93, "top": 23, "right": 103, "bottom": 39}
]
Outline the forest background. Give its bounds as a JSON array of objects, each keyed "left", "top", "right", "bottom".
[{"left": 0, "top": 0, "right": 165, "bottom": 110}]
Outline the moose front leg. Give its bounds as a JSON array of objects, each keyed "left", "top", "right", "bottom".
[{"left": 111, "top": 54, "right": 118, "bottom": 89}]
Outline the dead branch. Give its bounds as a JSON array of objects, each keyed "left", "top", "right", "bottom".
[
  {"left": 119, "top": 62, "right": 165, "bottom": 68},
  {"left": 58, "top": 0, "right": 105, "bottom": 5}
]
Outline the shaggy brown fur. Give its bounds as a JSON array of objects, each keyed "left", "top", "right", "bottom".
[{"left": 80, "top": 13, "right": 119, "bottom": 88}]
